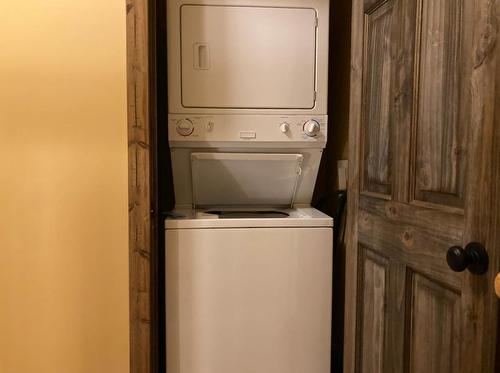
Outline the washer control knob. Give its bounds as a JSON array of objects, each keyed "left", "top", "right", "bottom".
[
  {"left": 280, "top": 123, "right": 289, "bottom": 133},
  {"left": 176, "top": 119, "right": 194, "bottom": 136},
  {"left": 303, "top": 119, "right": 321, "bottom": 137}
]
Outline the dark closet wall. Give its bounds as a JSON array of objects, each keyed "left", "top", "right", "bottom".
[
  {"left": 153, "top": 0, "right": 352, "bottom": 371},
  {"left": 313, "top": 0, "right": 352, "bottom": 371},
  {"left": 154, "top": 0, "right": 172, "bottom": 372}
]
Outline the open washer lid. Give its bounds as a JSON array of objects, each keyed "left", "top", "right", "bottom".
[{"left": 191, "top": 153, "right": 303, "bottom": 208}]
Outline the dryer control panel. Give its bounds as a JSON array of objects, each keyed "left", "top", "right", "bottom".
[{"left": 168, "top": 114, "right": 328, "bottom": 148}]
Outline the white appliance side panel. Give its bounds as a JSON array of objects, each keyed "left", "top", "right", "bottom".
[
  {"left": 166, "top": 227, "right": 333, "bottom": 373},
  {"left": 181, "top": 5, "right": 317, "bottom": 109}
]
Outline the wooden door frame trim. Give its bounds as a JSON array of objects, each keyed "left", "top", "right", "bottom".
[
  {"left": 127, "top": 0, "right": 155, "bottom": 372},
  {"left": 343, "top": 0, "right": 362, "bottom": 369}
]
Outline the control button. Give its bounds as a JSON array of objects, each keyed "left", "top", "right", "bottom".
[
  {"left": 176, "top": 119, "right": 194, "bottom": 136},
  {"left": 280, "top": 123, "right": 290, "bottom": 133},
  {"left": 303, "top": 119, "right": 321, "bottom": 137},
  {"left": 240, "top": 131, "right": 256, "bottom": 139},
  {"left": 206, "top": 121, "right": 214, "bottom": 131}
]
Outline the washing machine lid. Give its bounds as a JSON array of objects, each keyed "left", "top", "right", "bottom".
[
  {"left": 180, "top": 5, "right": 317, "bottom": 109},
  {"left": 191, "top": 153, "right": 303, "bottom": 208}
]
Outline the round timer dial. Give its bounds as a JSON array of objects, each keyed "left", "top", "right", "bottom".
[
  {"left": 303, "top": 119, "right": 321, "bottom": 137},
  {"left": 176, "top": 119, "right": 194, "bottom": 136}
]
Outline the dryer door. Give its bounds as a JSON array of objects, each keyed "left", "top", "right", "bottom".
[{"left": 180, "top": 5, "right": 317, "bottom": 109}]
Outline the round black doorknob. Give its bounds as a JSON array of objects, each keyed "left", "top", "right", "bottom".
[{"left": 446, "top": 242, "right": 489, "bottom": 275}]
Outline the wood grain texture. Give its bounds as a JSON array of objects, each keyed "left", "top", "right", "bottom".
[
  {"left": 412, "top": 0, "right": 467, "bottom": 209},
  {"left": 343, "top": 0, "right": 364, "bottom": 368},
  {"left": 346, "top": 0, "right": 500, "bottom": 369},
  {"left": 358, "top": 196, "right": 463, "bottom": 288},
  {"left": 360, "top": 0, "right": 417, "bottom": 203},
  {"left": 407, "top": 273, "right": 461, "bottom": 373},
  {"left": 361, "top": 0, "right": 394, "bottom": 196},
  {"left": 356, "top": 247, "right": 388, "bottom": 373},
  {"left": 346, "top": 0, "right": 418, "bottom": 370},
  {"left": 460, "top": 0, "right": 500, "bottom": 370},
  {"left": 391, "top": 0, "right": 417, "bottom": 204},
  {"left": 127, "top": 0, "right": 152, "bottom": 372}
]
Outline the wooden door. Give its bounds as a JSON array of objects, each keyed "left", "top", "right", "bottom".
[{"left": 345, "top": 0, "right": 500, "bottom": 371}]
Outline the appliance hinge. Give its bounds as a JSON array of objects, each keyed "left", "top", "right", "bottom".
[
  {"left": 314, "top": 91, "right": 317, "bottom": 102},
  {"left": 315, "top": 17, "right": 319, "bottom": 28}
]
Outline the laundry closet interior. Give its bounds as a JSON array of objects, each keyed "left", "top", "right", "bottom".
[{"left": 148, "top": 0, "right": 352, "bottom": 371}]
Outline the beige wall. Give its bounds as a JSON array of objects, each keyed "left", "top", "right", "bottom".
[{"left": 0, "top": 1, "right": 129, "bottom": 372}]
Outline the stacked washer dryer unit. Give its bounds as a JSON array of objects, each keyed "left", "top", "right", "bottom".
[{"left": 166, "top": 1, "right": 332, "bottom": 372}]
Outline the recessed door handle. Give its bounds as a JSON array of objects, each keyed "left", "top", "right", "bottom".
[
  {"left": 194, "top": 43, "right": 210, "bottom": 70},
  {"left": 446, "top": 242, "right": 489, "bottom": 275}
]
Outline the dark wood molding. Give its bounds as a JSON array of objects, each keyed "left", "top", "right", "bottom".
[
  {"left": 343, "top": 0, "right": 363, "bottom": 369},
  {"left": 461, "top": 0, "right": 500, "bottom": 369},
  {"left": 127, "top": 0, "right": 153, "bottom": 372}
]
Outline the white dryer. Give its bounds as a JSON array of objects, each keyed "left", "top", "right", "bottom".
[{"left": 167, "top": 0, "right": 330, "bottom": 116}]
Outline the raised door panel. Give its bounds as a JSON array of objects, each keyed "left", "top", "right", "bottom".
[
  {"left": 406, "top": 273, "right": 461, "bottom": 373},
  {"left": 356, "top": 247, "right": 389, "bottom": 373},
  {"left": 412, "top": 0, "right": 467, "bottom": 209},
  {"left": 361, "top": 0, "right": 394, "bottom": 197}
]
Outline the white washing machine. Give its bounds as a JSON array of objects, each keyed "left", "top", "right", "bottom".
[
  {"left": 166, "top": 208, "right": 332, "bottom": 373},
  {"left": 166, "top": 1, "right": 331, "bottom": 371},
  {"left": 165, "top": 115, "right": 333, "bottom": 373}
]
